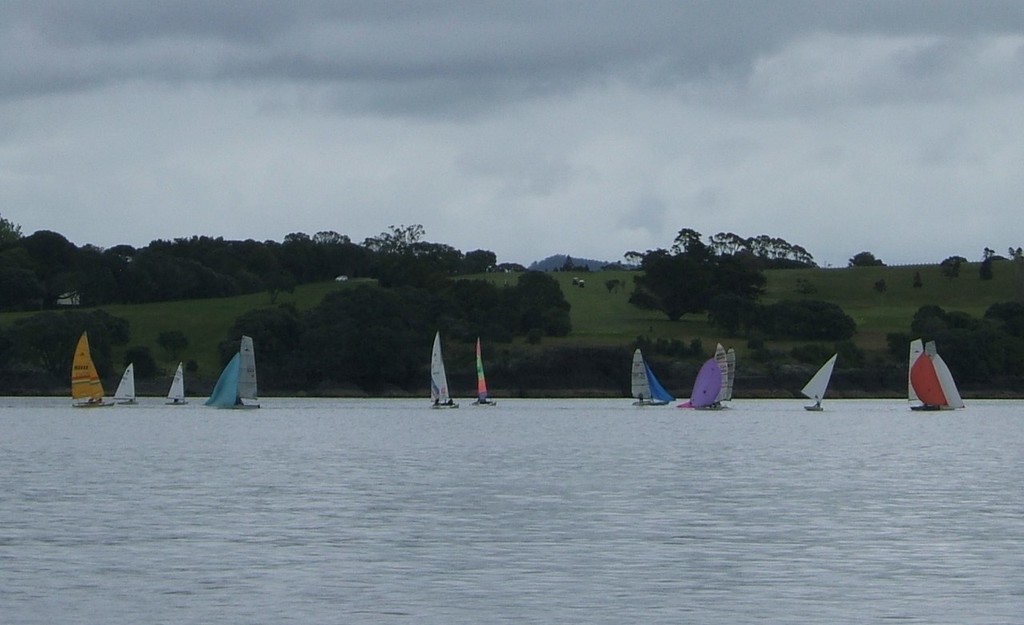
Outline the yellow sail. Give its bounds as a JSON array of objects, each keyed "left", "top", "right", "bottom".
[{"left": 71, "top": 332, "right": 106, "bottom": 405}]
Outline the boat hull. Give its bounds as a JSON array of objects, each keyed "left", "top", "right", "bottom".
[{"left": 73, "top": 401, "right": 114, "bottom": 408}]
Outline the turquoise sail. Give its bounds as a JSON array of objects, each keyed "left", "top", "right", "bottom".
[{"left": 205, "top": 353, "right": 241, "bottom": 407}]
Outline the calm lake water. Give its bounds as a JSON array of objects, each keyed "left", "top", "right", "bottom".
[{"left": 1, "top": 397, "right": 1022, "bottom": 624}]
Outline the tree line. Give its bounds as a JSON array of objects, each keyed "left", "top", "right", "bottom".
[
  {"left": 0, "top": 270, "right": 572, "bottom": 394},
  {"left": 5, "top": 211, "right": 1024, "bottom": 396},
  {"left": 0, "top": 224, "right": 517, "bottom": 311}
]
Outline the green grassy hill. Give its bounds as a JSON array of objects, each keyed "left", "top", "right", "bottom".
[
  {"left": 501, "top": 261, "right": 1019, "bottom": 355},
  {"left": 762, "top": 263, "right": 1018, "bottom": 350}
]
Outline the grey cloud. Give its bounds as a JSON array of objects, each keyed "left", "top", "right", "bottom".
[
  {"left": 5, "top": 1, "right": 1024, "bottom": 267},
  {"left": 6, "top": 1, "right": 1023, "bottom": 110}
]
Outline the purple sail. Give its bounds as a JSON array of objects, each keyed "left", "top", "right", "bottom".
[{"left": 679, "top": 358, "right": 722, "bottom": 409}]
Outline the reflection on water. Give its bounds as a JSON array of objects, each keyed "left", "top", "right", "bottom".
[{"left": 1, "top": 398, "right": 1022, "bottom": 624}]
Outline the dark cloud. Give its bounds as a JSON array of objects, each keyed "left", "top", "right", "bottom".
[{"left": 6, "top": 1, "right": 1023, "bottom": 109}]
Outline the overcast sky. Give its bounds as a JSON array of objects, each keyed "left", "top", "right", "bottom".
[{"left": 3, "top": 1, "right": 1023, "bottom": 267}]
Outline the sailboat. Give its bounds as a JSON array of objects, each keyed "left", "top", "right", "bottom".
[
  {"left": 909, "top": 339, "right": 965, "bottom": 411},
  {"left": 430, "top": 331, "right": 458, "bottom": 408},
  {"left": 165, "top": 362, "right": 188, "bottom": 405},
  {"left": 630, "top": 348, "right": 674, "bottom": 406},
  {"left": 205, "top": 335, "right": 260, "bottom": 409},
  {"left": 801, "top": 354, "right": 837, "bottom": 411},
  {"left": 71, "top": 331, "right": 113, "bottom": 408},
  {"left": 678, "top": 357, "right": 723, "bottom": 409},
  {"left": 113, "top": 363, "right": 137, "bottom": 404},
  {"left": 473, "top": 338, "right": 496, "bottom": 406}
]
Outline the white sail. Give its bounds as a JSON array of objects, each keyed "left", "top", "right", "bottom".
[
  {"left": 801, "top": 354, "right": 837, "bottom": 403},
  {"left": 113, "top": 363, "right": 136, "bottom": 404},
  {"left": 238, "top": 335, "right": 258, "bottom": 402},
  {"left": 723, "top": 348, "right": 736, "bottom": 402},
  {"left": 908, "top": 339, "right": 924, "bottom": 402},
  {"left": 430, "top": 332, "right": 457, "bottom": 407},
  {"left": 713, "top": 344, "right": 728, "bottom": 402},
  {"left": 166, "top": 362, "right": 187, "bottom": 404},
  {"left": 927, "top": 342, "right": 965, "bottom": 409},
  {"left": 630, "top": 349, "right": 651, "bottom": 401}
]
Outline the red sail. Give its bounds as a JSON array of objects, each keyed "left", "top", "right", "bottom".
[{"left": 910, "top": 354, "right": 947, "bottom": 407}]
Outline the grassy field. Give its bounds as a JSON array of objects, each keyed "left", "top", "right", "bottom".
[
  {"left": 3, "top": 262, "right": 1020, "bottom": 382},
  {"left": 512, "top": 261, "right": 1020, "bottom": 355},
  {"left": 762, "top": 263, "right": 1019, "bottom": 350}
]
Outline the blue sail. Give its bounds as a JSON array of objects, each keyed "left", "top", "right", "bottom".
[
  {"left": 205, "top": 353, "right": 241, "bottom": 407},
  {"left": 644, "top": 361, "right": 675, "bottom": 403}
]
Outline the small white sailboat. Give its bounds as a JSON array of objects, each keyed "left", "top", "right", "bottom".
[
  {"left": 800, "top": 354, "right": 837, "bottom": 411},
  {"left": 205, "top": 335, "right": 260, "bottom": 409},
  {"left": 430, "top": 331, "right": 458, "bottom": 409},
  {"left": 113, "top": 362, "right": 137, "bottom": 404},
  {"left": 165, "top": 362, "right": 188, "bottom": 405}
]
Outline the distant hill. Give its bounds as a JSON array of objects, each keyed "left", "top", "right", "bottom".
[{"left": 528, "top": 254, "right": 621, "bottom": 272}]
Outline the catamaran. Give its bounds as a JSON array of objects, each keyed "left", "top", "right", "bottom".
[
  {"left": 430, "top": 331, "right": 458, "bottom": 408},
  {"left": 473, "top": 338, "right": 496, "bottom": 406},
  {"left": 113, "top": 363, "right": 137, "bottom": 404},
  {"left": 630, "top": 348, "right": 674, "bottom": 405},
  {"left": 205, "top": 335, "right": 260, "bottom": 409},
  {"left": 71, "top": 332, "right": 113, "bottom": 408},
  {"left": 909, "top": 339, "right": 964, "bottom": 410},
  {"left": 679, "top": 343, "right": 733, "bottom": 410},
  {"left": 166, "top": 361, "right": 188, "bottom": 405},
  {"left": 800, "top": 354, "right": 837, "bottom": 411}
]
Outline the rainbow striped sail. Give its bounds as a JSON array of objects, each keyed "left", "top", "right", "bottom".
[{"left": 473, "top": 338, "right": 496, "bottom": 405}]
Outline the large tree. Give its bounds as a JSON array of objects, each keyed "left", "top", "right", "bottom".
[
  {"left": 848, "top": 251, "right": 884, "bottom": 267},
  {"left": 629, "top": 230, "right": 765, "bottom": 322}
]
